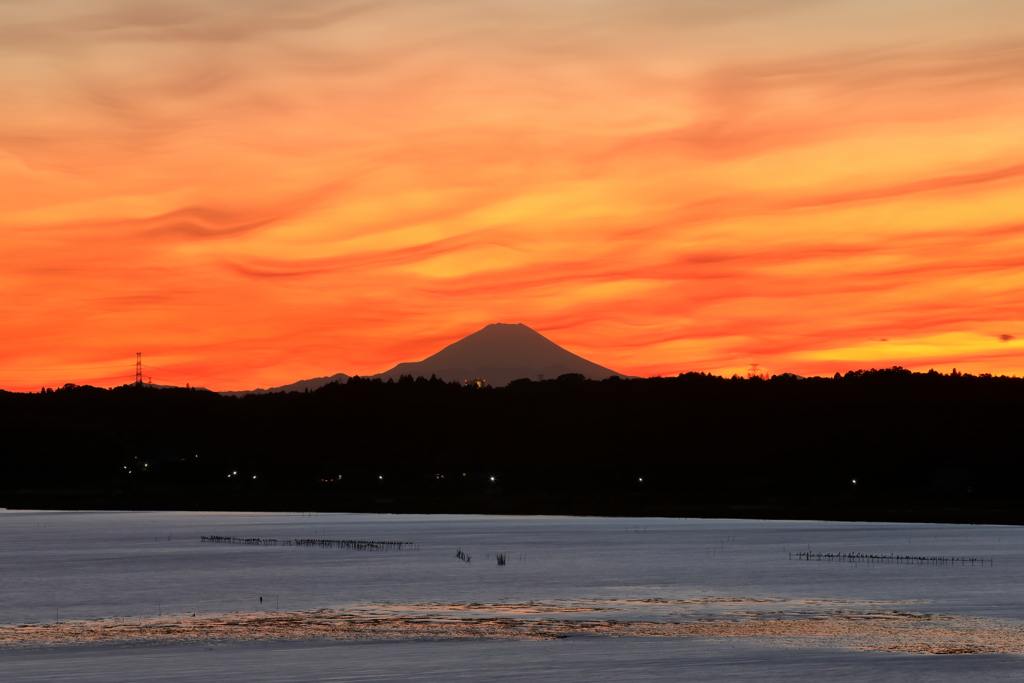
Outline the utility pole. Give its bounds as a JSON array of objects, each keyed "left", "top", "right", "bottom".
[{"left": 136, "top": 352, "right": 143, "bottom": 387}]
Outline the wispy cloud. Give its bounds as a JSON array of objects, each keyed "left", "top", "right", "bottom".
[{"left": 2, "top": 0, "right": 1023, "bottom": 389}]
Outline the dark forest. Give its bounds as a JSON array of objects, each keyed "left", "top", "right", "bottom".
[{"left": 2, "top": 368, "right": 1022, "bottom": 523}]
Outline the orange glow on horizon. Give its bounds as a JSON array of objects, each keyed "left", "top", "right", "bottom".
[{"left": 2, "top": 0, "right": 1023, "bottom": 391}]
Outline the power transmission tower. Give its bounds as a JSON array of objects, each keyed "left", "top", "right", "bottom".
[{"left": 136, "top": 352, "right": 143, "bottom": 387}]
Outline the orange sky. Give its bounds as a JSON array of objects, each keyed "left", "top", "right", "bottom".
[{"left": 2, "top": 0, "right": 1023, "bottom": 390}]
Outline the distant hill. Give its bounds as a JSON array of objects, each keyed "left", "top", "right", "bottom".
[
  {"left": 145, "top": 383, "right": 211, "bottom": 391},
  {"left": 374, "top": 322, "right": 626, "bottom": 386},
  {"left": 217, "top": 323, "right": 623, "bottom": 394},
  {"left": 220, "top": 372, "right": 350, "bottom": 397}
]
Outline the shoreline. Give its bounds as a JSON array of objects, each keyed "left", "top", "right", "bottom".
[
  {"left": 5, "top": 493, "right": 1023, "bottom": 527},
  {"left": 4, "top": 605, "right": 1024, "bottom": 656}
]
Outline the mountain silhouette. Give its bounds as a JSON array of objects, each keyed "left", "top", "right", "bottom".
[
  {"left": 220, "top": 372, "right": 350, "bottom": 397},
  {"left": 374, "top": 322, "right": 625, "bottom": 386}
]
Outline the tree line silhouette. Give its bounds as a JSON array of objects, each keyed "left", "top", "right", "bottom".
[{"left": 1, "top": 367, "right": 1022, "bottom": 523}]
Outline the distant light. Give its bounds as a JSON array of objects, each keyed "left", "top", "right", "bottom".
[
  {"left": 852, "top": 479, "right": 857, "bottom": 484},
  {"left": 639, "top": 478, "right": 643, "bottom": 482},
  {"left": 379, "top": 475, "right": 383, "bottom": 480},
  {"left": 490, "top": 476, "right": 495, "bottom": 482},
  {"left": 253, "top": 476, "right": 257, "bottom": 480},
  {"left": 233, "top": 471, "right": 237, "bottom": 475}
]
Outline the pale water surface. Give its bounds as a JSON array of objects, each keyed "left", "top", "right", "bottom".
[{"left": 1, "top": 510, "right": 1022, "bottom": 680}]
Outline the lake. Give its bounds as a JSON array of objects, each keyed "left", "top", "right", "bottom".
[{"left": 1, "top": 510, "right": 1021, "bottom": 680}]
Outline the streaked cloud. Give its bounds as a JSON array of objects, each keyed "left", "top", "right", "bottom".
[{"left": 2, "top": 0, "right": 1023, "bottom": 389}]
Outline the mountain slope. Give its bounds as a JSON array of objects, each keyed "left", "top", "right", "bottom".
[
  {"left": 374, "top": 322, "right": 625, "bottom": 386},
  {"left": 220, "top": 372, "right": 350, "bottom": 397}
]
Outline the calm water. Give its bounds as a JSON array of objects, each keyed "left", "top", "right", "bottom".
[
  {"left": 4, "top": 638, "right": 1023, "bottom": 683},
  {"left": 1, "top": 509, "right": 1021, "bottom": 625}
]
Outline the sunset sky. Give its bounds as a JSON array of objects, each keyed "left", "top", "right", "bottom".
[{"left": 2, "top": 0, "right": 1023, "bottom": 390}]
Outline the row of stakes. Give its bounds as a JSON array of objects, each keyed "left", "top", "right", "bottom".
[
  {"left": 202, "top": 536, "right": 514, "bottom": 564},
  {"left": 202, "top": 536, "right": 529, "bottom": 567},
  {"left": 790, "top": 551, "right": 993, "bottom": 566},
  {"left": 201, "top": 536, "right": 416, "bottom": 550}
]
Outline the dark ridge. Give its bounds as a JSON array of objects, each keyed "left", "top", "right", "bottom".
[
  {"left": 220, "top": 372, "right": 351, "bottom": 397},
  {"left": 2, "top": 367, "right": 1023, "bottom": 524}
]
